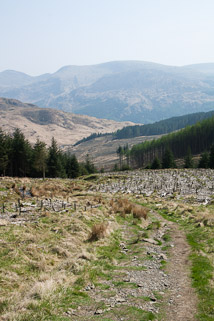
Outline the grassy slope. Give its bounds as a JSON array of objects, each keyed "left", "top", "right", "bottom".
[{"left": 0, "top": 174, "right": 214, "bottom": 320}]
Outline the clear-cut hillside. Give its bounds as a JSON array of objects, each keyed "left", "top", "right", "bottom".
[
  {"left": 0, "top": 98, "right": 135, "bottom": 147},
  {"left": 1, "top": 61, "right": 214, "bottom": 123}
]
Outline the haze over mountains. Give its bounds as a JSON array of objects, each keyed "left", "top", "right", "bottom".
[{"left": 1, "top": 61, "right": 214, "bottom": 123}]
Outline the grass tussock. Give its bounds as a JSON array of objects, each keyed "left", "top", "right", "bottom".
[
  {"left": 88, "top": 223, "right": 107, "bottom": 241},
  {"left": 132, "top": 204, "right": 149, "bottom": 220},
  {"left": 111, "top": 198, "right": 148, "bottom": 220}
]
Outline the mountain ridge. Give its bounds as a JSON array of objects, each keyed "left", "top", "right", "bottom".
[{"left": 1, "top": 61, "right": 214, "bottom": 123}]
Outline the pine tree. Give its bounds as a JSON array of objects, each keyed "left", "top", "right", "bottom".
[
  {"left": 66, "top": 154, "right": 80, "bottom": 178},
  {"left": 198, "top": 151, "right": 209, "bottom": 168},
  {"left": 151, "top": 156, "right": 161, "bottom": 169},
  {"left": 32, "top": 140, "right": 47, "bottom": 179},
  {"left": 47, "top": 137, "right": 64, "bottom": 177},
  {"left": 209, "top": 145, "right": 214, "bottom": 169},
  {"left": 0, "top": 130, "right": 10, "bottom": 176},
  {"left": 11, "top": 128, "right": 32, "bottom": 176},
  {"left": 184, "top": 147, "right": 194, "bottom": 168},
  {"left": 84, "top": 155, "right": 97, "bottom": 174},
  {"left": 162, "top": 148, "right": 176, "bottom": 169}
]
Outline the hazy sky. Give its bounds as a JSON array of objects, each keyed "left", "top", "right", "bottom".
[{"left": 0, "top": 0, "right": 214, "bottom": 75}]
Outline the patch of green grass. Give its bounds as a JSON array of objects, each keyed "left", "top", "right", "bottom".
[
  {"left": 153, "top": 291, "right": 164, "bottom": 300},
  {"left": 161, "top": 245, "right": 171, "bottom": 251},
  {"left": 95, "top": 283, "right": 110, "bottom": 290},
  {"left": 162, "top": 232, "right": 171, "bottom": 242},
  {"left": 112, "top": 281, "right": 138, "bottom": 288},
  {"left": 160, "top": 260, "right": 167, "bottom": 270},
  {"left": 137, "top": 296, "right": 152, "bottom": 302},
  {"left": 189, "top": 252, "right": 214, "bottom": 320},
  {"left": 114, "top": 265, "right": 147, "bottom": 271},
  {"left": 146, "top": 221, "right": 161, "bottom": 230},
  {"left": 0, "top": 300, "right": 9, "bottom": 314},
  {"left": 186, "top": 229, "right": 206, "bottom": 251},
  {"left": 154, "top": 239, "right": 162, "bottom": 246},
  {"left": 74, "top": 276, "right": 86, "bottom": 288},
  {"left": 108, "top": 305, "right": 156, "bottom": 321}
]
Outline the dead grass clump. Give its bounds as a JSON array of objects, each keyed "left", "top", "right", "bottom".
[
  {"left": 51, "top": 246, "right": 70, "bottom": 258},
  {"left": 14, "top": 187, "right": 21, "bottom": 196},
  {"left": 94, "top": 195, "right": 103, "bottom": 203},
  {"left": 110, "top": 199, "right": 114, "bottom": 207},
  {"left": 41, "top": 211, "right": 51, "bottom": 218},
  {"left": 132, "top": 205, "right": 148, "bottom": 220},
  {"left": 111, "top": 198, "right": 133, "bottom": 215},
  {"left": 88, "top": 223, "right": 107, "bottom": 241},
  {"left": 30, "top": 186, "right": 39, "bottom": 197}
]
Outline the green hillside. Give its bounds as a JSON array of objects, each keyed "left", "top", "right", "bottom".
[
  {"left": 114, "top": 110, "right": 214, "bottom": 139},
  {"left": 129, "top": 116, "right": 214, "bottom": 168}
]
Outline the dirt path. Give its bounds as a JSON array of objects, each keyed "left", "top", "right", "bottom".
[
  {"left": 163, "top": 221, "right": 198, "bottom": 321},
  {"left": 65, "top": 210, "right": 198, "bottom": 320}
]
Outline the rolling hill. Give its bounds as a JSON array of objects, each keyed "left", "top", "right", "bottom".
[
  {"left": 1, "top": 61, "right": 214, "bottom": 123},
  {"left": 0, "top": 98, "right": 134, "bottom": 147}
]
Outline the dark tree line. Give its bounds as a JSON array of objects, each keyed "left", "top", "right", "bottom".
[
  {"left": 74, "top": 132, "right": 111, "bottom": 146},
  {"left": 114, "top": 110, "right": 214, "bottom": 139},
  {"left": 0, "top": 128, "right": 96, "bottom": 178},
  {"left": 128, "top": 116, "right": 214, "bottom": 169}
]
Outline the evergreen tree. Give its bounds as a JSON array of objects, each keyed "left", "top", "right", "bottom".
[
  {"left": 0, "top": 130, "right": 10, "bottom": 176},
  {"left": 151, "top": 156, "right": 161, "bottom": 169},
  {"left": 47, "top": 138, "right": 64, "bottom": 177},
  {"left": 66, "top": 154, "right": 80, "bottom": 178},
  {"left": 209, "top": 144, "right": 214, "bottom": 169},
  {"left": 11, "top": 128, "right": 32, "bottom": 176},
  {"left": 162, "top": 148, "right": 176, "bottom": 169},
  {"left": 113, "top": 163, "right": 119, "bottom": 172},
  {"left": 198, "top": 151, "right": 209, "bottom": 168},
  {"left": 184, "top": 147, "right": 194, "bottom": 168},
  {"left": 32, "top": 140, "right": 47, "bottom": 179},
  {"left": 84, "top": 154, "right": 97, "bottom": 174}
]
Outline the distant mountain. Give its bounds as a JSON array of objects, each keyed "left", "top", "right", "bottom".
[
  {"left": 1, "top": 61, "right": 214, "bottom": 123},
  {"left": 0, "top": 98, "right": 134, "bottom": 147}
]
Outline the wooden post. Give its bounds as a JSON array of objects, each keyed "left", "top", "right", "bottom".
[
  {"left": 74, "top": 202, "right": 77, "bottom": 211},
  {"left": 41, "top": 200, "right": 43, "bottom": 210},
  {"left": 2, "top": 203, "right": 5, "bottom": 213},
  {"left": 18, "top": 199, "right": 21, "bottom": 215}
]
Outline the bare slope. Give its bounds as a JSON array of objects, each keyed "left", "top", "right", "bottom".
[
  {"left": 0, "top": 98, "right": 135, "bottom": 147},
  {"left": 69, "top": 134, "right": 161, "bottom": 170}
]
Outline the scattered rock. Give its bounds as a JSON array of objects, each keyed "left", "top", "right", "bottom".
[
  {"left": 142, "top": 238, "right": 159, "bottom": 245},
  {"left": 94, "top": 309, "right": 104, "bottom": 315},
  {"left": 159, "top": 253, "right": 167, "bottom": 260}
]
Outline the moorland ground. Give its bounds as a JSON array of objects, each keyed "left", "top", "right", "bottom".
[{"left": 0, "top": 169, "right": 214, "bottom": 321}]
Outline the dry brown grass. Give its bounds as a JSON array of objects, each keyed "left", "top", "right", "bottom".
[
  {"left": 88, "top": 223, "right": 107, "bottom": 241},
  {"left": 132, "top": 204, "right": 149, "bottom": 220},
  {"left": 110, "top": 198, "right": 148, "bottom": 220}
]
